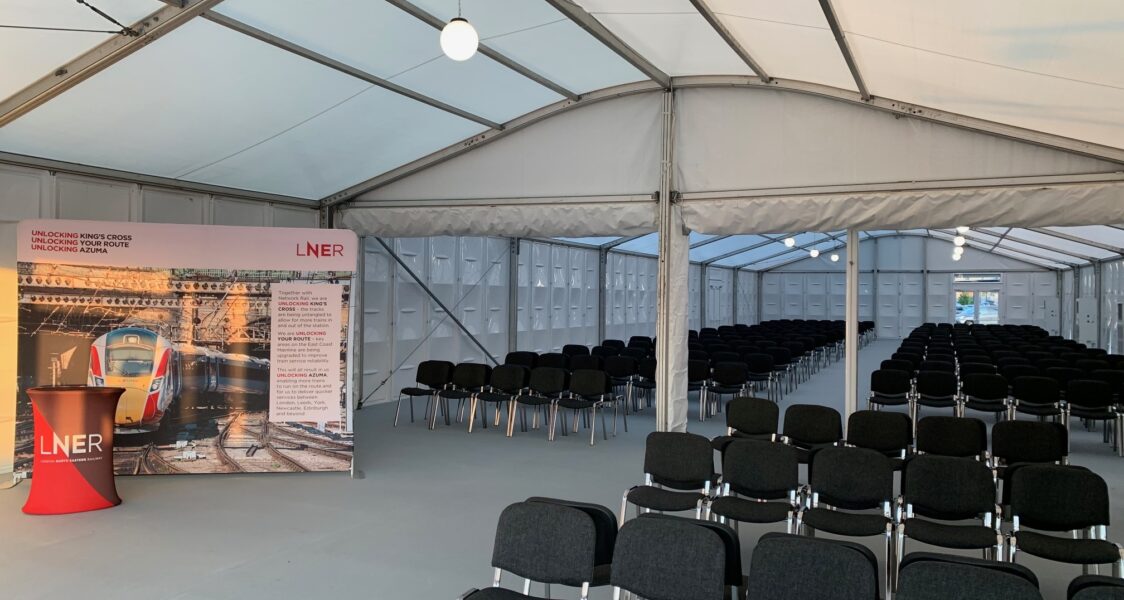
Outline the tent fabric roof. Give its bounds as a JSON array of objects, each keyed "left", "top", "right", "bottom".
[{"left": 2, "top": 0, "right": 1122, "bottom": 203}]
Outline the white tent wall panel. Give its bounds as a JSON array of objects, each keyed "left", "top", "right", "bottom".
[
  {"left": 688, "top": 264, "right": 701, "bottom": 330},
  {"left": 674, "top": 88, "right": 1119, "bottom": 195},
  {"left": 604, "top": 251, "right": 657, "bottom": 342},
  {"left": 0, "top": 164, "right": 319, "bottom": 226},
  {"left": 735, "top": 270, "right": 757, "bottom": 325},
  {"left": 703, "top": 266, "right": 733, "bottom": 328},
  {"left": 1062, "top": 269, "right": 1076, "bottom": 340},
  {"left": 517, "top": 240, "right": 597, "bottom": 353},
  {"left": 1101, "top": 260, "right": 1124, "bottom": 353},
  {"left": 1077, "top": 265, "right": 1099, "bottom": 348}
]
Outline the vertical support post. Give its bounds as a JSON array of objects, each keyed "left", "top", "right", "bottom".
[
  {"left": 921, "top": 236, "right": 929, "bottom": 323},
  {"left": 844, "top": 228, "right": 860, "bottom": 426},
  {"left": 655, "top": 90, "right": 688, "bottom": 432},
  {"left": 732, "top": 268, "right": 740, "bottom": 325},
  {"left": 507, "top": 238, "right": 520, "bottom": 354},
  {"left": 1096, "top": 260, "right": 1105, "bottom": 349},
  {"left": 699, "top": 264, "right": 708, "bottom": 329},
  {"left": 872, "top": 237, "right": 879, "bottom": 330},
  {"left": 756, "top": 270, "right": 764, "bottom": 325},
  {"left": 598, "top": 248, "right": 608, "bottom": 344},
  {"left": 353, "top": 238, "right": 366, "bottom": 412}
]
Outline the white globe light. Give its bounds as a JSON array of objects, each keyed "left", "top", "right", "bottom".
[
  {"left": 956, "top": 226, "right": 970, "bottom": 234},
  {"left": 953, "top": 246, "right": 964, "bottom": 256},
  {"left": 809, "top": 249, "right": 820, "bottom": 258},
  {"left": 952, "top": 253, "right": 962, "bottom": 261},
  {"left": 784, "top": 237, "right": 796, "bottom": 247},
  {"left": 440, "top": 18, "right": 479, "bottom": 61},
  {"left": 830, "top": 253, "right": 840, "bottom": 262},
  {"left": 953, "top": 235, "right": 966, "bottom": 247}
]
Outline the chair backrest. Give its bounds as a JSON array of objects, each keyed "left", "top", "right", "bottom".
[
  {"left": 847, "top": 410, "right": 911, "bottom": 454},
  {"left": 962, "top": 373, "right": 1008, "bottom": 401},
  {"left": 871, "top": 369, "right": 911, "bottom": 396},
  {"left": 611, "top": 515, "right": 725, "bottom": 600},
  {"left": 744, "top": 352, "right": 774, "bottom": 373},
  {"left": 992, "top": 420, "right": 1067, "bottom": 465},
  {"left": 528, "top": 366, "right": 568, "bottom": 396},
  {"left": 1012, "top": 375, "right": 1059, "bottom": 404},
  {"left": 590, "top": 345, "right": 619, "bottom": 358},
  {"left": 880, "top": 359, "right": 915, "bottom": 374},
  {"left": 746, "top": 533, "right": 879, "bottom": 600},
  {"left": 503, "top": 351, "right": 537, "bottom": 369},
  {"left": 726, "top": 396, "right": 778, "bottom": 436},
  {"left": 903, "top": 455, "right": 995, "bottom": 520},
  {"left": 687, "top": 359, "right": 711, "bottom": 383},
  {"left": 561, "top": 344, "right": 590, "bottom": 357},
  {"left": 782, "top": 404, "right": 843, "bottom": 446},
  {"left": 567, "top": 354, "right": 602, "bottom": 372},
  {"left": 526, "top": 497, "right": 616, "bottom": 568},
  {"left": 641, "top": 514, "right": 743, "bottom": 589},
  {"left": 637, "top": 357, "right": 657, "bottom": 379},
  {"left": 601, "top": 338, "right": 625, "bottom": 349},
  {"left": 916, "top": 416, "right": 987, "bottom": 458},
  {"left": 602, "top": 355, "right": 637, "bottom": 379},
  {"left": 488, "top": 364, "right": 528, "bottom": 394},
  {"left": 916, "top": 371, "right": 957, "bottom": 397},
  {"left": 1010, "top": 465, "right": 1110, "bottom": 531},
  {"left": 569, "top": 369, "right": 610, "bottom": 398},
  {"left": 712, "top": 361, "right": 748, "bottom": 386},
  {"left": 1069, "top": 575, "right": 1124, "bottom": 600},
  {"left": 722, "top": 440, "right": 798, "bottom": 498},
  {"left": 920, "top": 360, "right": 956, "bottom": 373},
  {"left": 620, "top": 347, "right": 648, "bottom": 360},
  {"left": 896, "top": 552, "right": 1041, "bottom": 600},
  {"left": 1046, "top": 366, "right": 1084, "bottom": 388},
  {"left": 642, "top": 431, "right": 715, "bottom": 489},
  {"left": 451, "top": 362, "right": 491, "bottom": 389},
  {"left": 809, "top": 446, "right": 893, "bottom": 510},
  {"left": 491, "top": 501, "right": 596, "bottom": 586},
  {"left": 1002, "top": 365, "right": 1040, "bottom": 381},
  {"left": 537, "top": 352, "right": 569, "bottom": 369},
  {"left": 416, "top": 360, "right": 454, "bottom": 388},
  {"left": 1067, "top": 379, "right": 1114, "bottom": 409}
]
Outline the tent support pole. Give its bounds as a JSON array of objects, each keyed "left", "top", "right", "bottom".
[
  {"left": 373, "top": 237, "right": 498, "bottom": 365},
  {"left": 655, "top": 90, "right": 685, "bottom": 432},
  {"left": 508, "top": 238, "right": 520, "bottom": 355},
  {"left": 699, "top": 265, "right": 707, "bottom": 329},
  {"left": 598, "top": 248, "right": 608, "bottom": 344},
  {"left": 844, "top": 227, "right": 860, "bottom": 429},
  {"left": 732, "top": 268, "right": 739, "bottom": 325}
]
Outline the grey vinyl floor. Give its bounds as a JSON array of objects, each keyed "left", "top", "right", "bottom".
[{"left": 1, "top": 339, "right": 1121, "bottom": 600}]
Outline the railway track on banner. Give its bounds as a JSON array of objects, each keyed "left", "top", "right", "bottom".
[
  {"left": 241, "top": 421, "right": 353, "bottom": 472},
  {"left": 114, "top": 443, "right": 183, "bottom": 475},
  {"left": 214, "top": 412, "right": 246, "bottom": 473}
]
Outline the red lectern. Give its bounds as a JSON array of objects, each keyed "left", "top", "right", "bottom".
[{"left": 22, "top": 386, "right": 125, "bottom": 515}]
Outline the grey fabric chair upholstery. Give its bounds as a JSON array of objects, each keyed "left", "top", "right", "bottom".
[
  {"left": 915, "top": 416, "right": 987, "bottom": 459},
  {"left": 620, "top": 432, "right": 716, "bottom": 525},
  {"left": 526, "top": 497, "right": 616, "bottom": 587},
  {"left": 641, "top": 514, "right": 744, "bottom": 598},
  {"left": 711, "top": 396, "right": 778, "bottom": 453},
  {"left": 846, "top": 410, "right": 911, "bottom": 469},
  {"left": 393, "top": 359, "right": 453, "bottom": 425},
  {"left": 745, "top": 532, "right": 879, "bottom": 600},
  {"left": 780, "top": 404, "right": 843, "bottom": 464},
  {"left": 469, "top": 364, "right": 528, "bottom": 433},
  {"left": 461, "top": 500, "right": 599, "bottom": 600},
  {"left": 896, "top": 552, "right": 1041, "bottom": 600},
  {"left": 610, "top": 515, "right": 726, "bottom": 600},
  {"left": 708, "top": 439, "right": 800, "bottom": 532},
  {"left": 1070, "top": 575, "right": 1124, "bottom": 599}
]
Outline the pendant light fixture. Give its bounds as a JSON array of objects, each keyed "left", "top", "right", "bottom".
[
  {"left": 441, "top": 0, "right": 478, "bottom": 61},
  {"left": 784, "top": 236, "right": 796, "bottom": 248},
  {"left": 830, "top": 253, "right": 840, "bottom": 262}
]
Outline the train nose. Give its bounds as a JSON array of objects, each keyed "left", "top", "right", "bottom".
[{"left": 114, "top": 386, "right": 148, "bottom": 428}]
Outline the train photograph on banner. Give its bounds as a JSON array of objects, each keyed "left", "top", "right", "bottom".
[{"left": 88, "top": 327, "right": 269, "bottom": 434}]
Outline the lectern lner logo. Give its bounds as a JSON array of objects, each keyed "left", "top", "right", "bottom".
[
  {"left": 296, "top": 242, "right": 345, "bottom": 257},
  {"left": 38, "top": 433, "right": 105, "bottom": 457}
]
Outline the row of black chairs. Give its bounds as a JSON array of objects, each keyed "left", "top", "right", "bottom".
[{"left": 466, "top": 496, "right": 1124, "bottom": 600}]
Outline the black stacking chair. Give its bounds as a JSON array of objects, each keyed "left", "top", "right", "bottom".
[
  {"left": 746, "top": 533, "right": 879, "bottom": 600},
  {"left": 920, "top": 360, "right": 956, "bottom": 373},
  {"left": 619, "top": 347, "right": 648, "bottom": 360},
  {"left": 779, "top": 404, "right": 843, "bottom": 463},
  {"left": 846, "top": 410, "right": 912, "bottom": 469},
  {"left": 632, "top": 357, "right": 657, "bottom": 408},
  {"left": 896, "top": 553, "right": 1041, "bottom": 600},
  {"left": 869, "top": 368, "right": 912, "bottom": 411},
  {"left": 603, "top": 355, "right": 637, "bottom": 410},
  {"left": 897, "top": 455, "right": 1004, "bottom": 575},
  {"left": 601, "top": 338, "right": 625, "bottom": 349},
  {"left": 687, "top": 359, "right": 711, "bottom": 419},
  {"left": 561, "top": 344, "right": 589, "bottom": 357},
  {"left": 468, "top": 364, "right": 528, "bottom": 433},
  {"left": 458, "top": 500, "right": 601, "bottom": 600},
  {"left": 800, "top": 446, "right": 895, "bottom": 596},
  {"left": 537, "top": 352, "right": 568, "bottom": 370},
  {"left": 708, "top": 440, "right": 801, "bottom": 533},
  {"left": 503, "top": 351, "right": 537, "bottom": 369},
  {"left": 1002, "top": 364, "right": 1040, "bottom": 383},
  {"left": 640, "top": 514, "right": 744, "bottom": 600},
  {"left": 1048, "top": 367, "right": 1085, "bottom": 399},
  {"left": 1010, "top": 375, "right": 1063, "bottom": 421},
  {"left": 960, "top": 373, "right": 1009, "bottom": 420},
  {"left": 525, "top": 497, "right": 616, "bottom": 593},
  {"left": 744, "top": 353, "right": 776, "bottom": 402},
  {"left": 711, "top": 396, "right": 778, "bottom": 453},
  {"left": 619, "top": 432, "right": 716, "bottom": 526},
  {"left": 1066, "top": 379, "right": 1121, "bottom": 455},
  {"left": 882, "top": 358, "right": 916, "bottom": 375},
  {"left": 916, "top": 416, "right": 988, "bottom": 460},
  {"left": 590, "top": 345, "right": 618, "bottom": 359},
  {"left": 554, "top": 369, "right": 620, "bottom": 446},
  {"left": 508, "top": 367, "right": 567, "bottom": 439},
  {"left": 610, "top": 516, "right": 726, "bottom": 600},
  {"left": 913, "top": 371, "right": 959, "bottom": 428},
  {"left": 702, "top": 361, "right": 749, "bottom": 421},
  {"left": 434, "top": 363, "right": 491, "bottom": 429},
  {"left": 1069, "top": 575, "right": 1124, "bottom": 600},
  {"left": 959, "top": 362, "right": 998, "bottom": 376},
  {"left": 566, "top": 354, "right": 602, "bottom": 372},
  {"left": 393, "top": 359, "right": 452, "bottom": 426},
  {"left": 768, "top": 347, "right": 795, "bottom": 396},
  {"left": 993, "top": 420, "right": 1069, "bottom": 509},
  {"left": 1009, "top": 465, "right": 1124, "bottom": 576}
]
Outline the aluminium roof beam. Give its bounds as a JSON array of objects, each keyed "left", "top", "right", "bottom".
[
  {"left": 1026, "top": 227, "right": 1124, "bottom": 256},
  {"left": 732, "top": 233, "right": 844, "bottom": 269},
  {"left": 690, "top": 234, "right": 732, "bottom": 249},
  {"left": 542, "top": 0, "right": 671, "bottom": 89},
  {"left": 202, "top": 11, "right": 502, "bottom": 130},
  {"left": 701, "top": 234, "right": 786, "bottom": 265},
  {"left": 0, "top": 0, "right": 226, "bottom": 128},
  {"left": 384, "top": 0, "right": 579, "bottom": 101},
  {"left": 687, "top": 0, "right": 771, "bottom": 82},
  {"left": 817, "top": 0, "right": 869, "bottom": 100},
  {"left": 932, "top": 228, "right": 1085, "bottom": 266}
]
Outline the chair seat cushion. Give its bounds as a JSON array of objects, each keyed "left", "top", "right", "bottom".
[
  {"left": 1015, "top": 531, "right": 1122, "bottom": 565},
  {"left": 1070, "top": 407, "right": 1114, "bottom": 420},
  {"left": 791, "top": 443, "right": 836, "bottom": 464},
  {"left": 400, "top": 387, "right": 435, "bottom": 396},
  {"left": 801, "top": 508, "right": 889, "bottom": 537},
  {"left": 557, "top": 397, "right": 603, "bottom": 409},
  {"left": 871, "top": 394, "right": 909, "bottom": 406},
  {"left": 626, "top": 486, "right": 705, "bottom": 512},
  {"left": 1068, "top": 574, "right": 1124, "bottom": 600},
  {"left": 709, "top": 497, "right": 793, "bottom": 524},
  {"left": 916, "top": 397, "right": 957, "bottom": 408},
  {"left": 465, "top": 587, "right": 550, "bottom": 600},
  {"left": 711, "top": 432, "right": 773, "bottom": 452},
  {"left": 1015, "top": 403, "right": 1060, "bottom": 416},
  {"left": 477, "top": 392, "right": 514, "bottom": 403},
  {"left": 439, "top": 390, "right": 472, "bottom": 400},
  {"left": 964, "top": 400, "right": 1007, "bottom": 413},
  {"left": 904, "top": 518, "right": 1000, "bottom": 550},
  {"left": 513, "top": 394, "right": 553, "bottom": 406},
  {"left": 707, "top": 385, "right": 744, "bottom": 395}
]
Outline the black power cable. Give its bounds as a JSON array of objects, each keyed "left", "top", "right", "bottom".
[{"left": 76, "top": 0, "right": 139, "bottom": 36}]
